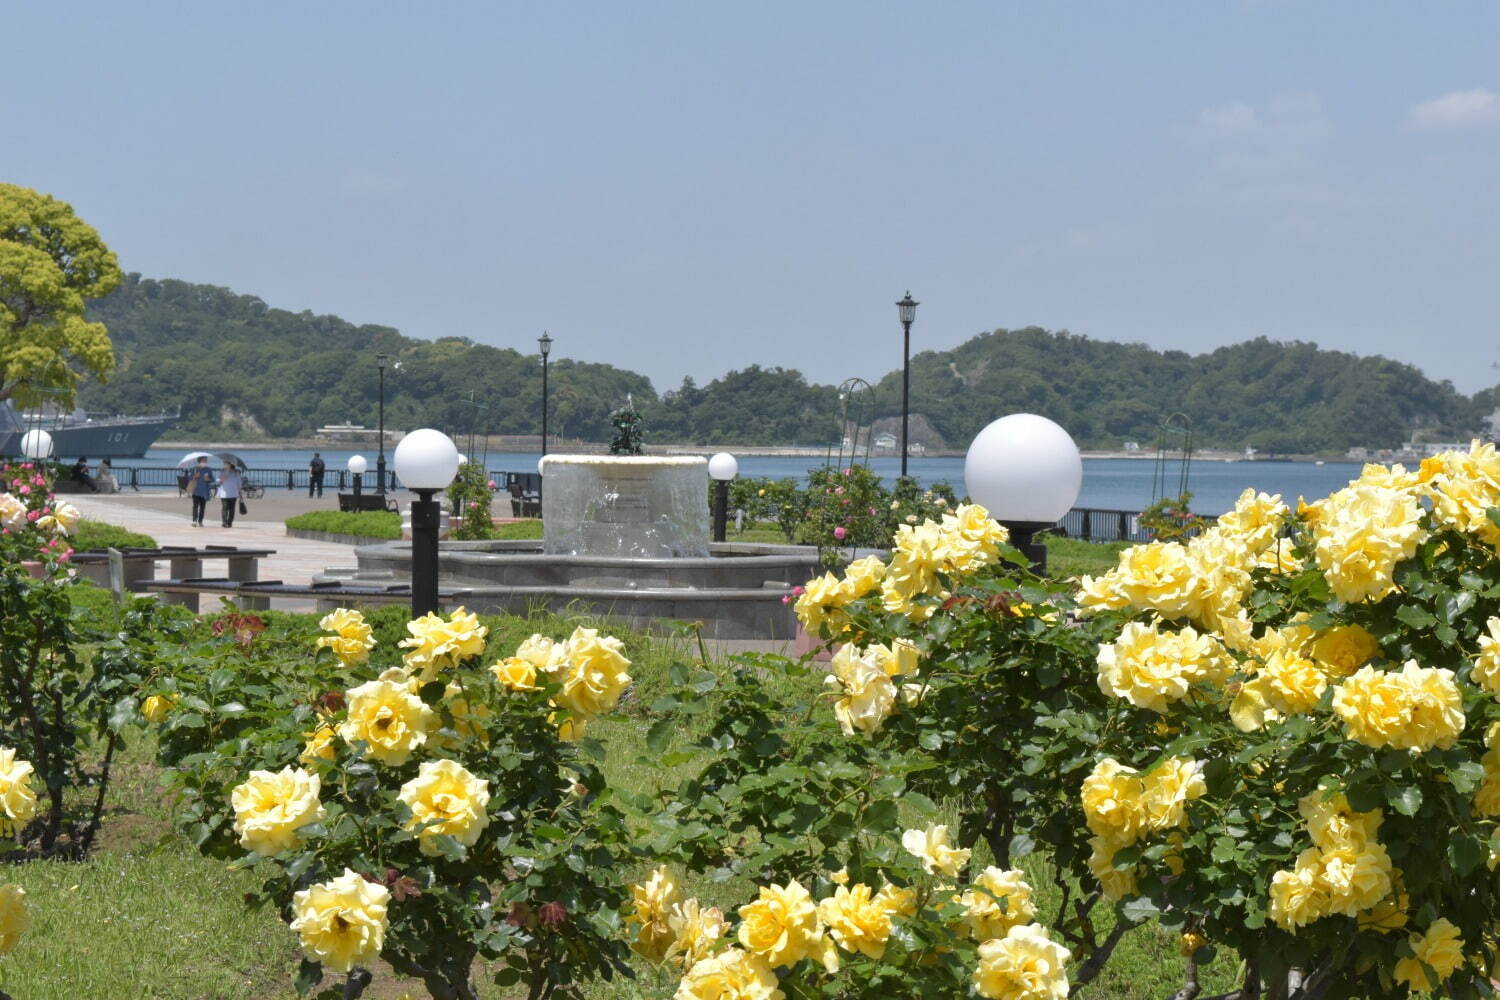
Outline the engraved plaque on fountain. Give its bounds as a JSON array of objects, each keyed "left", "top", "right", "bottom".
[{"left": 595, "top": 492, "right": 651, "bottom": 524}]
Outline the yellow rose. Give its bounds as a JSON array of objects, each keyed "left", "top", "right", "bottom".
[
  {"left": 819, "top": 883, "right": 894, "bottom": 960},
  {"left": 795, "top": 571, "right": 850, "bottom": 635},
  {"left": 840, "top": 555, "right": 885, "bottom": 601},
  {"left": 1394, "top": 918, "right": 1464, "bottom": 992},
  {"left": 1136, "top": 757, "right": 1205, "bottom": 832},
  {"left": 546, "top": 627, "right": 632, "bottom": 721},
  {"left": 1310, "top": 483, "right": 1425, "bottom": 603},
  {"left": 1232, "top": 649, "right": 1328, "bottom": 731},
  {"left": 1086, "top": 833, "right": 1139, "bottom": 900},
  {"left": 490, "top": 656, "right": 540, "bottom": 691},
  {"left": 1178, "top": 931, "right": 1208, "bottom": 958},
  {"left": 1357, "top": 884, "right": 1409, "bottom": 934},
  {"left": 960, "top": 867, "right": 1037, "bottom": 941},
  {"left": 1096, "top": 621, "right": 1228, "bottom": 713},
  {"left": 337, "top": 678, "right": 437, "bottom": 766},
  {"left": 514, "top": 633, "right": 559, "bottom": 668},
  {"left": 874, "top": 883, "right": 918, "bottom": 918},
  {"left": 1309, "top": 624, "right": 1381, "bottom": 678},
  {"left": 827, "top": 645, "right": 897, "bottom": 737},
  {"left": 737, "top": 879, "right": 833, "bottom": 970},
  {"left": 141, "top": 693, "right": 177, "bottom": 725},
  {"left": 1298, "top": 790, "right": 1382, "bottom": 851},
  {"left": 1214, "top": 489, "right": 1288, "bottom": 553},
  {"left": 900, "top": 824, "right": 971, "bottom": 878},
  {"left": 1268, "top": 850, "right": 1330, "bottom": 931},
  {"left": 288, "top": 869, "right": 390, "bottom": 973},
  {"left": 1317, "top": 843, "right": 1393, "bottom": 916},
  {"left": 396, "top": 759, "right": 490, "bottom": 855},
  {"left": 972, "top": 923, "right": 1071, "bottom": 1000},
  {"left": 937, "top": 503, "right": 1009, "bottom": 574},
  {"left": 230, "top": 766, "right": 326, "bottom": 856},
  {"left": 627, "top": 865, "right": 681, "bottom": 962},
  {"left": 664, "top": 897, "right": 727, "bottom": 970},
  {"left": 299, "top": 725, "right": 337, "bottom": 766},
  {"left": 0, "top": 884, "right": 28, "bottom": 955},
  {"left": 398, "top": 607, "right": 489, "bottom": 682},
  {"left": 1110, "top": 541, "right": 1206, "bottom": 621},
  {"left": 1080, "top": 758, "right": 1144, "bottom": 841},
  {"left": 869, "top": 638, "right": 920, "bottom": 678},
  {"left": 1419, "top": 441, "right": 1500, "bottom": 545},
  {"left": 0, "top": 748, "right": 37, "bottom": 837},
  {"left": 674, "top": 947, "right": 784, "bottom": 1000},
  {"left": 315, "top": 608, "right": 376, "bottom": 666},
  {"left": 1331, "top": 662, "right": 1463, "bottom": 752}
]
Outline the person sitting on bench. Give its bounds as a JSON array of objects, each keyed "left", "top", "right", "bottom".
[{"left": 70, "top": 456, "right": 101, "bottom": 493}]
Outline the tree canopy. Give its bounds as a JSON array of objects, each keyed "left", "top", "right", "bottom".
[
  {"left": 80, "top": 275, "right": 1495, "bottom": 452},
  {"left": 0, "top": 184, "right": 121, "bottom": 407}
]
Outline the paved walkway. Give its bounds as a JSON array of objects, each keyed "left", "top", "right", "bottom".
[{"left": 65, "top": 492, "right": 365, "bottom": 589}]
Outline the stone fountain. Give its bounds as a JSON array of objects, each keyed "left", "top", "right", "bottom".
[{"left": 317, "top": 455, "right": 818, "bottom": 639}]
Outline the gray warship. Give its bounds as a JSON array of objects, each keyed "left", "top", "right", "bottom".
[{"left": 0, "top": 401, "right": 178, "bottom": 459}]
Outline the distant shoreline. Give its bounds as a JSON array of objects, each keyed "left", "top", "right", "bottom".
[{"left": 155, "top": 437, "right": 1358, "bottom": 465}]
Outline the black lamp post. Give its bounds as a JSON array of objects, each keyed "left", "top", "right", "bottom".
[
  {"left": 539, "top": 332, "right": 552, "bottom": 508},
  {"left": 376, "top": 353, "right": 388, "bottom": 495},
  {"left": 393, "top": 428, "right": 460, "bottom": 617},
  {"left": 708, "top": 452, "right": 738, "bottom": 543},
  {"left": 896, "top": 292, "right": 918, "bottom": 478}
]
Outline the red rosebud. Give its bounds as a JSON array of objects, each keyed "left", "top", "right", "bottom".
[{"left": 538, "top": 901, "right": 568, "bottom": 927}]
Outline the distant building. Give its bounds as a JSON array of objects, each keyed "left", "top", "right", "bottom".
[
  {"left": 1346, "top": 446, "right": 1369, "bottom": 461},
  {"left": 1123, "top": 441, "right": 1141, "bottom": 453},
  {"left": 874, "top": 432, "right": 897, "bottom": 450}
]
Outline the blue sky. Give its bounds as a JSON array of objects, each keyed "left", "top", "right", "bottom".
[{"left": 7, "top": 2, "right": 1499, "bottom": 394}]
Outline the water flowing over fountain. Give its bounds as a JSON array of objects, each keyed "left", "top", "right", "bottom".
[
  {"left": 541, "top": 455, "right": 709, "bottom": 559},
  {"left": 319, "top": 454, "right": 819, "bottom": 638}
]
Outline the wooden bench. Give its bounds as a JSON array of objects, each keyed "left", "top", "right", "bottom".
[
  {"left": 504, "top": 472, "right": 541, "bottom": 518},
  {"left": 338, "top": 492, "right": 399, "bottom": 514}
]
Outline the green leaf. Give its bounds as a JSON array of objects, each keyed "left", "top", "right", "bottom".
[
  {"left": 1448, "top": 834, "right": 1485, "bottom": 875},
  {"left": 1386, "top": 784, "right": 1422, "bottom": 817},
  {"left": 646, "top": 719, "right": 675, "bottom": 754},
  {"left": 1009, "top": 833, "right": 1036, "bottom": 859},
  {"left": 1120, "top": 896, "right": 1158, "bottom": 924},
  {"left": 295, "top": 958, "right": 323, "bottom": 995},
  {"left": 1396, "top": 605, "right": 1437, "bottom": 630}
]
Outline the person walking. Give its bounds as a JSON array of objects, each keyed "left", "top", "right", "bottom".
[
  {"left": 186, "top": 456, "right": 215, "bottom": 527},
  {"left": 309, "top": 453, "right": 326, "bottom": 498},
  {"left": 218, "top": 462, "right": 242, "bottom": 527}
]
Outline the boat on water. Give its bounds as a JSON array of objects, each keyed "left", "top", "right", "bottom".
[{"left": 0, "top": 400, "right": 179, "bottom": 459}]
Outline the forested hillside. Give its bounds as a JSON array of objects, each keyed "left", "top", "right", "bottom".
[{"left": 80, "top": 275, "right": 1492, "bottom": 451}]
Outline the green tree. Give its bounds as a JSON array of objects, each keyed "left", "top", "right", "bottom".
[{"left": 0, "top": 184, "right": 121, "bottom": 407}]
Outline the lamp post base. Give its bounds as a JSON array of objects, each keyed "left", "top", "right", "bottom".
[
  {"left": 411, "top": 489, "right": 441, "bottom": 616},
  {"left": 376, "top": 456, "right": 387, "bottom": 495},
  {"left": 1001, "top": 520, "right": 1053, "bottom": 575},
  {"left": 712, "top": 479, "right": 730, "bottom": 543}
]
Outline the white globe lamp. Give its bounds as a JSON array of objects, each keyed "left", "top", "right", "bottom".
[
  {"left": 708, "top": 452, "right": 738, "bottom": 543},
  {"left": 393, "top": 428, "right": 460, "bottom": 492},
  {"left": 708, "top": 452, "right": 739, "bottom": 481},
  {"left": 457, "top": 453, "right": 468, "bottom": 466},
  {"left": 20, "top": 429, "right": 53, "bottom": 460},
  {"left": 347, "top": 455, "right": 368, "bottom": 475},
  {"left": 964, "top": 413, "right": 1083, "bottom": 572},
  {"left": 392, "top": 428, "right": 459, "bottom": 616}
]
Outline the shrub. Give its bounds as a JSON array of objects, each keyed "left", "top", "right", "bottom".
[
  {"left": 446, "top": 461, "right": 496, "bottom": 541},
  {"left": 286, "top": 511, "right": 402, "bottom": 540},
  {"left": 69, "top": 518, "right": 156, "bottom": 551}
]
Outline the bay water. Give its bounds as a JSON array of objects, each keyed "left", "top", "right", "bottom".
[{"left": 142, "top": 447, "right": 1367, "bottom": 515}]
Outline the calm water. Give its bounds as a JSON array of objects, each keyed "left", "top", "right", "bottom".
[{"left": 141, "top": 446, "right": 1366, "bottom": 515}]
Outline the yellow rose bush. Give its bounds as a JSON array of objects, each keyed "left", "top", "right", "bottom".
[
  {"left": 1, "top": 483, "right": 172, "bottom": 856},
  {"left": 631, "top": 856, "right": 1071, "bottom": 1000},
  {"left": 155, "top": 606, "right": 638, "bottom": 1000},
  {"left": 1069, "top": 453, "right": 1500, "bottom": 996}
]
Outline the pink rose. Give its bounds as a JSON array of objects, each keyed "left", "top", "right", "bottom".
[{"left": 833, "top": 526, "right": 847, "bottom": 540}]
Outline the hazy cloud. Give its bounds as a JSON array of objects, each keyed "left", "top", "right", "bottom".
[
  {"left": 1409, "top": 88, "right": 1500, "bottom": 129},
  {"left": 1199, "top": 101, "right": 1261, "bottom": 137}
]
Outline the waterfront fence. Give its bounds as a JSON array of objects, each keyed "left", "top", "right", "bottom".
[{"left": 101, "top": 463, "right": 1164, "bottom": 544}]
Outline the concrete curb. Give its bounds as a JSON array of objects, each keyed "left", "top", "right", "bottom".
[{"left": 285, "top": 528, "right": 398, "bottom": 546}]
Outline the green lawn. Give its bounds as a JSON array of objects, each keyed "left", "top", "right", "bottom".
[
  {"left": 285, "top": 509, "right": 403, "bottom": 539},
  {"left": 1, "top": 590, "right": 1209, "bottom": 999},
  {"left": 69, "top": 518, "right": 157, "bottom": 552}
]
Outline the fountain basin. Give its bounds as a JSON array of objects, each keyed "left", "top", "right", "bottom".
[
  {"left": 542, "top": 455, "right": 709, "bottom": 559},
  {"left": 320, "top": 540, "right": 821, "bottom": 639}
]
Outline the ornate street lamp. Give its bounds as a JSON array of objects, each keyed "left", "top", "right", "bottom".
[
  {"left": 348, "top": 454, "right": 367, "bottom": 499},
  {"left": 896, "top": 292, "right": 918, "bottom": 478},
  {"left": 393, "top": 428, "right": 460, "bottom": 616},
  {"left": 539, "top": 332, "right": 552, "bottom": 508},
  {"left": 963, "top": 413, "right": 1083, "bottom": 573},
  {"left": 708, "top": 452, "right": 738, "bottom": 543},
  {"left": 376, "top": 354, "right": 389, "bottom": 495}
]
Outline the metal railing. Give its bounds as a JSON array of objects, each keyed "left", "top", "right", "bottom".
[{"left": 105, "top": 465, "right": 401, "bottom": 492}]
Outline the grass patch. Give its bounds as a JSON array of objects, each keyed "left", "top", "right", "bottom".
[
  {"left": 493, "top": 519, "right": 542, "bottom": 540},
  {"left": 70, "top": 518, "right": 156, "bottom": 551},
  {"left": 1045, "top": 535, "right": 1128, "bottom": 580},
  {"left": 285, "top": 509, "right": 402, "bottom": 539}
]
